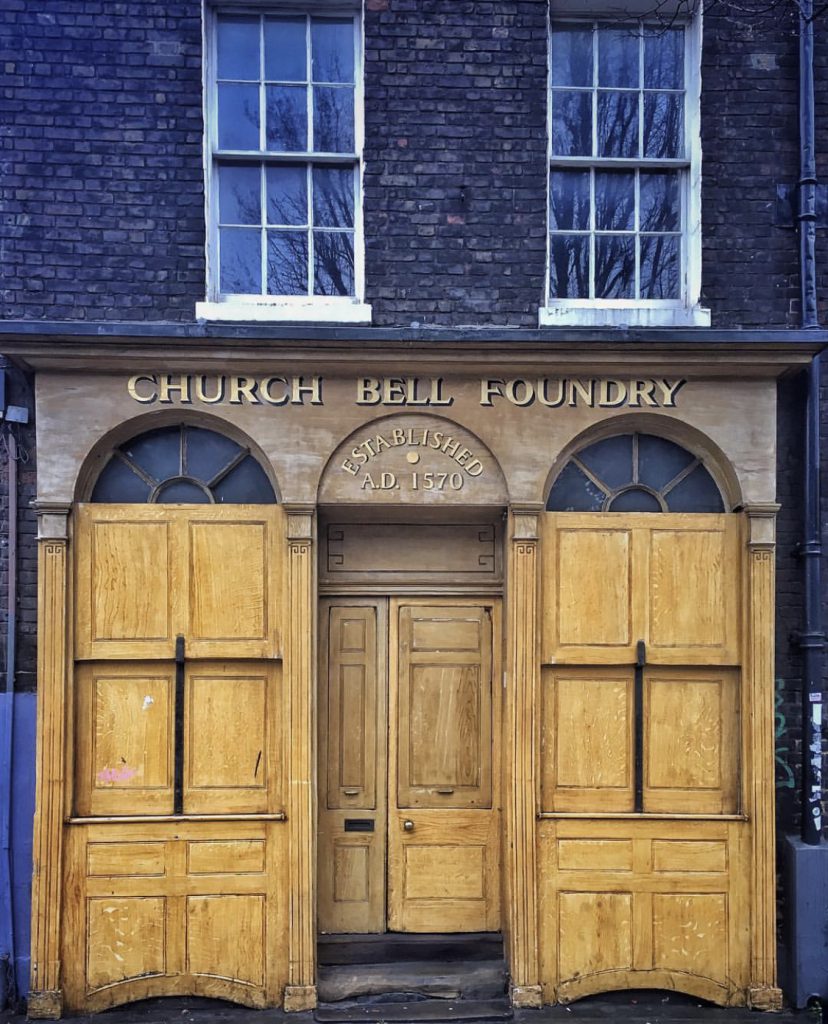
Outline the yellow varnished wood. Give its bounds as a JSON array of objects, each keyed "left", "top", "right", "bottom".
[
  {"left": 74, "top": 505, "right": 283, "bottom": 662},
  {"left": 542, "top": 514, "right": 740, "bottom": 666},
  {"left": 318, "top": 601, "right": 387, "bottom": 933},
  {"left": 388, "top": 599, "right": 501, "bottom": 933},
  {"left": 503, "top": 511, "right": 542, "bottom": 1006},
  {"left": 61, "top": 820, "right": 288, "bottom": 1011},
  {"left": 538, "top": 511, "right": 751, "bottom": 1007},
  {"left": 29, "top": 537, "right": 70, "bottom": 1017},
  {"left": 62, "top": 504, "right": 288, "bottom": 1013}
]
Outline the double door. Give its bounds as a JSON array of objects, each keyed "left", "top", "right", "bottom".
[{"left": 318, "top": 598, "right": 501, "bottom": 934}]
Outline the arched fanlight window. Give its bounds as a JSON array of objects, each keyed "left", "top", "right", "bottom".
[
  {"left": 546, "top": 433, "right": 725, "bottom": 513},
  {"left": 91, "top": 424, "right": 277, "bottom": 504}
]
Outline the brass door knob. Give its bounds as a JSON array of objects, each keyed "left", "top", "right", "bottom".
[{"left": 403, "top": 820, "right": 415, "bottom": 831}]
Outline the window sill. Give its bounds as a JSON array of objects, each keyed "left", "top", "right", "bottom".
[
  {"left": 538, "top": 304, "right": 711, "bottom": 328},
  {"left": 196, "top": 299, "right": 373, "bottom": 325}
]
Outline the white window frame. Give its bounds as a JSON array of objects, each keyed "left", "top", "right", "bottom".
[
  {"left": 540, "top": 12, "right": 709, "bottom": 327},
  {"left": 197, "top": 2, "right": 371, "bottom": 323}
]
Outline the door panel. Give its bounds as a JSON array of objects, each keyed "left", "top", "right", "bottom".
[
  {"left": 388, "top": 600, "right": 500, "bottom": 933},
  {"left": 184, "top": 661, "right": 282, "bottom": 815},
  {"left": 397, "top": 604, "right": 492, "bottom": 810},
  {"left": 541, "top": 667, "right": 634, "bottom": 813},
  {"left": 75, "top": 505, "right": 283, "bottom": 663},
  {"left": 318, "top": 601, "right": 387, "bottom": 934},
  {"left": 74, "top": 662, "right": 176, "bottom": 816},
  {"left": 75, "top": 507, "right": 180, "bottom": 660}
]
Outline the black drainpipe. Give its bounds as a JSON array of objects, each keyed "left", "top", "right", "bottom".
[{"left": 799, "top": 0, "right": 822, "bottom": 846}]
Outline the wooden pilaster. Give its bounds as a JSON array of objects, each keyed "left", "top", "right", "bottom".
[
  {"left": 744, "top": 505, "right": 783, "bottom": 1011},
  {"left": 283, "top": 507, "right": 317, "bottom": 1012},
  {"left": 29, "top": 505, "right": 71, "bottom": 1020},
  {"left": 504, "top": 506, "right": 542, "bottom": 1008}
]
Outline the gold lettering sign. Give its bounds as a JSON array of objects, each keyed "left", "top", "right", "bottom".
[
  {"left": 127, "top": 375, "right": 686, "bottom": 409},
  {"left": 318, "top": 414, "right": 508, "bottom": 505}
]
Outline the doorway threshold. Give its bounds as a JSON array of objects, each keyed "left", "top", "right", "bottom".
[{"left": 315, "top": 933, "right": 511, "bottom": 1023}]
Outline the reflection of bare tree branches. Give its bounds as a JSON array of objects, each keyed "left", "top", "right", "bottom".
[{"left": 602, "top": 0, "right": 814, "bottom": 31}]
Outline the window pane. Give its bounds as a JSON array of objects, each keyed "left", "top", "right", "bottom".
[
  {"left": 220, "top": 227, "right": 262, "bottom": 294},
  {"left": 218, "top": 83, "right": 260, "bottom": 149},
  {"left": 665, "top": 465, "right": 724, "bottom": 513},
  {"left": 597, "top": 91, "right": 638, "bottom": 157},
  {"left": 595, "top": 234, "right": 635, "bottom": 298},
  {"left": 266, "top": 85, "right": 307, "bottom": 151},
  {"left": 644, "top": 27, "right": 684, "bottom": 89},
  {"left": 550, "top": 170, "right": 590, "bottom": 230},
  {"left": 578, "top": 435, "right": 634, "bottom": 491},
  {"left": 184, "top": 427, "right": 243, "bottom": 484},
  {"left": 213, "top": 456, "right": 277, "bottom": 504},
  {"left": 314, "top": 86, "right": 355, "bottom": 152},
  {"left": 551, "top": 90, "right": 592, "bottom": 156},
  {"left": 314, "top": 231, "right": 355, "bottom": 295},
  {"left": 608, "top": 487, "right": 662, "bottom": 512},
  {"left": 217, "top": 16, "right": 259, "bottom": 81},
  {"left": 156, "top": 479, "right": 211, "bottom": 504},
  {"left": 550, "top": 26, "right": 593, "bottom": 87},
  {"left": 264, "top": 17, "right": 307, "bottom": 81},
  {"left": 267, "top": 165, "right": 308, "bottom": 225},
  {"left": 546, "top": 461, "right": 606, "bottom": 512},
  {"left": 640, "top": 172, "right": 680, "bottom": 231},
  {"left": 123, "top": 427, "right": 182, "bottom": 481},
  {"left": 643, "top": 92, "right": 683, "bottom": 157},
  {"left": 313, "top": 166, "right": 355, "bottom": 228},
  {"left": 550, "top": 235, "right": 589, "bottom": 298},
  {"left": 267, "top": 230, "right": 308, "bottom": 294},
  {"left": 219, "top": 163, "right": 261, "bottom": 225},
  {"left": 312, "top": 18, "right": 354, "bottom": 83},
  {"left": 637, "top": 435, "right": 695, "bottom": 491},
  {"left": 640, "top": 234, "right": 680, "bottom": 298},
  {"left": 91, "top": 459, "right": 152, "bottom": 503},
  {"left": 595, "top": 171, "right": 634, "bottom": 230},
  {"left": 598, "top": 27, "right": 639, "bottom": 88}
]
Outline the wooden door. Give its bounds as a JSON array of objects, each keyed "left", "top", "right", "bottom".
[
  {"left": 318, "top": 598, "right": 501, "bottom": 934},
  {"left": 538, "top": 513, "right": 748, "bottom": 1005},
  {"left": 66, "top": 504, "right": 286, "bottom": 1011},
  {"left": 388, "top": 600, "right": 500, "bottom": 933},
  {"left": 317, "top": 601, "right": 387, "bottom": 933}
]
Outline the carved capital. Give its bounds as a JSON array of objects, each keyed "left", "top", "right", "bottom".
[
  {"left": 34, "top": 502, "right": 71, "bottom": 542},
  {"left": 284, "top": 505, "right": 315, "bottom": 544},
  {"left": 27, "top": 989, "right": 64, "bottom": 1019},
  {"left": 743, "top": 503, "right": 780, "bottom": 551},
  {"left": 510, "top": 503, "right": 543, "bottom": 543},
  {"left": 283, "top": 984, "right": 317, "bottom": 1012}
]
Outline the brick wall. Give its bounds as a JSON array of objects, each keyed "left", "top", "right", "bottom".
[
  {"left": 2, "top": 0, "right": 820, "bottom": 327},
  {"left": 362, "top": 0, "right": 548, "bottom": 327},
  {"left": 0, "top": 0, "right": 205, "bottom": 322}
]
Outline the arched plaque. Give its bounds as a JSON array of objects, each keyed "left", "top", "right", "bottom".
[{"left": 318, "top": 414, "right": 508, "bottom": 505}]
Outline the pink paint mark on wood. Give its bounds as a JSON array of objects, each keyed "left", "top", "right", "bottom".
[{"left": 97, "top": 764, "right": 139, "bottom": 785}]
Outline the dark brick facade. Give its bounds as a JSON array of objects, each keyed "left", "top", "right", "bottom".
[{"left": 1, "top": 1, "right": 827, "bottom": 836}]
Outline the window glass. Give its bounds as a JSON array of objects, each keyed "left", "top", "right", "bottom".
[
  {"left": 548, "top": 21, "right": 689, "bottom": 304},
  {"left": 212, "top": 12, "right": 359, "bottom": 300},
  {"left": 547, "top": 433, "right": 724, "bottom": 513},
  {"left": 92, "top": 426, "right": 277, "bottom": 504}
]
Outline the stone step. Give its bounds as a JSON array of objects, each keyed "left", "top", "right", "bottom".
[
  {"left": 316, "top": 960, "right": 508, "bottom": 1004},
  {"left": 318, "top": 933, "right": 504, "bottom": 966},
  {"left": 314, "top": 997, "right": 513, "bottom": 1023}
]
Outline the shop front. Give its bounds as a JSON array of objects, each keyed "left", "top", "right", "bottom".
[{"left": 20, "top": 339, "right": 799, "bottom": 1016}]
